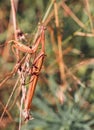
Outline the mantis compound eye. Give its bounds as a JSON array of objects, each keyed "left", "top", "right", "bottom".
[{"left": 16, "top": 29, "right": 26, "bottom": 41}]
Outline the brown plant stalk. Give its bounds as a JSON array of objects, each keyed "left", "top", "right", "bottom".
[{"left": 53, "top": 0, "right": 66, "bottom": 91}]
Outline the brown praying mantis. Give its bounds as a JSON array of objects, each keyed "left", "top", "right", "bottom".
[
  {"left": 0, "top": 24, "right": 46, "bottom": 122},
  {"left": 0, "top": 0, "right": 50, "bottom": 129}
]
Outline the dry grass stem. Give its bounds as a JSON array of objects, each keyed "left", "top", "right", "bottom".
[
  {"left": 73, "top": 58, "right": 94, "bottom": 71},
  {"left": 53, "top": 0, "right": 66, "bottom": 91},
  {"left": 61, "top": 1, "right": 86, "bottom": 29},
  {"left": 0, "top": 77, "right": 20, "bottom": 121},
  {"left": 84, "top": 0, "right": 93, "bottom": 31},
  {"left": 74, "top": 32, "right": 94, "bottom": 37}
]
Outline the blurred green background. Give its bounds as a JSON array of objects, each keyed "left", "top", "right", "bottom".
[{"left": 0, "top": 0, "right": 94, "bottom": 130}]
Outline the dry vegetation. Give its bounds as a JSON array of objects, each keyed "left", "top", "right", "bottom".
[{"left": 0, "top": 0, "right": 94, "bottom": 130}]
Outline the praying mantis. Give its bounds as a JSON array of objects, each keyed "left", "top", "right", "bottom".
[
  {"left": 0, "top": 0, "right": 48, "bottom": 126},
  {"left": 0, "top": 24, "right": 46, "bottom": 122}
]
